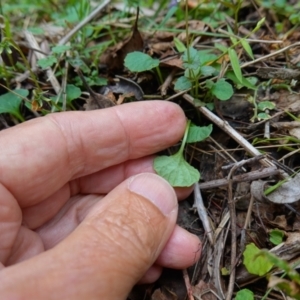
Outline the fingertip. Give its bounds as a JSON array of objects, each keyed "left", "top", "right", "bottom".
[{"left": 156, "top": 226, "right": 201, "bottom": 269}]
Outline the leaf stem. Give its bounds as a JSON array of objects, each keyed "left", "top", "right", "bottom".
[
  {"left": 179, "top": 120, "right": 191, "bottom": 155},
  {"left": 155, "top": 66, "right": 163, "bottom": 85}
]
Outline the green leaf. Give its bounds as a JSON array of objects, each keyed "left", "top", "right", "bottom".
[
  {"left": 159, "top": 6, "right": 178, "bottom": 28},
  {"left": 214, "top": 43, "right": 228, "bottom": 53},
  {"left": 257, "top": 112, "right": 271, "bottom": 120},
  {"left": 258, "top": 250, "right": 300, "bottom": 284},
  {"left": 225, "top": 71, "right": 256, "bottom": 90},
  {"left": 154, "top": 152, "right": 200, "bottom": 187},
  {"left": 174, "top": 37, "right": 186, "bottom": 53},
  {"left": 66, "top": 84, "right": 81, "bottom": 102},
  {"left": 0, "top": 89, "right": 28, "bottom": 121},
  {"left": 174, "top": 76, "right": 192, "bottom": 91},
  {"left": 209, "top": 79, "right": 233, "bottom": 101},
  {"left": 37, "top": 55, "right": 57, "bottom": 69},
  {"left": 269, "top": 229, "right": 285, "bottom": 245},
  {"left": 235, "top": 289, "right": 254, "bottom": 300},
  {"left": 51, "top": 84, "right": 81, "bottom": 104},
  {"left": 227, "top": 25, "right": 238, "bottom": 45},
  {"left": 243, "top": 243, "right": 273, "bottom": 276},
  {"left": 182, "top": 47, "right": 200, "bottom": 70},
  {"left": 253, "top": 17, "right": 266, "bottom": 33},
  {"left": 240, "top": 39, "right": 254, "bottom": 59},
  {"left": 228, "top": 48, "right": 243, "bottom": 84},
  {"left": 200, "top": 66, "right": 216, "bottom": 76},
  {"left": 187, "top": 124, "right": 212, "bottom": 143},
  {"left": 258, "top": 101, "right": 276, "bottom": 111},
  {"left": 52, "top": 45, "right": 71, "bottom": 54},
  {"left": 124, "top": 52, "right": 160, "bottom": 72},
  {"left": 198, "top": 50, "right": 218, "bottom": 65}
]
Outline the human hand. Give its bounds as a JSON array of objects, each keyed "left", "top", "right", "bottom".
[{"left": 0, "top": 101, "right": 201, "bottom": 299}]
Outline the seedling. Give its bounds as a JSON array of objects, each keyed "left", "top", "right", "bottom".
[{"left": 154, "top": 120, "right": 212, "bottom": 187}]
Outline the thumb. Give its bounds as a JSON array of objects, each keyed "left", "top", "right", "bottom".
[{"left": 0, "top": 173, "right": 178, "bottom": 300}]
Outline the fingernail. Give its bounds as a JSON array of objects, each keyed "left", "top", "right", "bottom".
[{"left": 128, "top": 173, "right": 177, "bottom": 215}]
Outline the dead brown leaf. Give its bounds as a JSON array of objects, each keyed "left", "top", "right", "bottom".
[
  {"left": 100, "top": 8, "right": 144, "bottom": 70},
  {"left": 251, "top": 174, "right": 300, "bottom": 204}
]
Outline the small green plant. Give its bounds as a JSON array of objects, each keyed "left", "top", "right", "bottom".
[
  {"left": 249, "top": 89, "right": 276, "bottom": 122},
  {"left": 153, "top": 120, "right": 212, "bottom": 187},
  {"left": 124, "top": 51, "right": 163, "bottom": 83},
  {"left": 243, "top": 243, "right": 300, "bottom": 299},
  {"left": 243, "top": 243, "right": 274, "bottom": 276}
]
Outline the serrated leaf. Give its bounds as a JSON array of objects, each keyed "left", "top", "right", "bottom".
[
  {"left": 52, "top": 45, "right": 71, "bottom": 54},
  {"left": 0, "top": 89, "right": 28, "bottom": 121},
  {"left": 235, "top": 289, "right": 254, "bottom": 300},
  {"left": 241, "top": 39, "right": 254, "bottom": 59},
  {"left": 37, "top": 55, "right": 57, "bottom": 69},
  {"left": 174, "top": 76, "right": 192, "bottom": 91},
  {"left": 258, "top": 101, "right": 276, "bottom": 111},
  {"left": 187, "top": 124, "right": 212, "bottom": 143},
  {"left": 174, "top": 37, "right": 186, "bottom": 53},
  {"left": 154, "top": 152, "right": 200, "bottom": 187},
  {"left": 124, "top": 52, "right": 160, "bottom": 72},
  {"left": 182, "top": 46, "right": 200, "bottom": 70},
  {"left": 200, "top": 66, "right": 216, "bottom": 76},
  {"left": 228, "top": 48, "right": 243, "bottom": 84},
  {"left": 269, "top": 229, "right": 285, "bottom": 245},
  {"left": 243, "top": 243, "right": 273, "bottom": 276},
  {"left": 210, "top": 79, "right": 233, "bottom": 101}
]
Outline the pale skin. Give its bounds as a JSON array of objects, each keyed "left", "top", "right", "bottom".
[{"left": 0, "top": 101, "right": 201, "bottom": 299}]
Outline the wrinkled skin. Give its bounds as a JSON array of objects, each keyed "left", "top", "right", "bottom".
[{"left": 0, "top": 101, "right": 201, "bottom": 299}]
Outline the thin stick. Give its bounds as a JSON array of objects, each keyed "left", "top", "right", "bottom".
[
  {"left": 183, "top": 93, "right": 275, "bottom": 168},
  {"left": 183, "top": 269, "right": 195, "bottom": 300},
  {"left": 194, "top": 184, "right": 214, "bottom": 245}
]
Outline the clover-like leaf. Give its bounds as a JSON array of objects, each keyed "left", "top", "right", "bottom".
[
  {"left": 154, "top": 152, "right": 200, "bottom": 187},
  {"left": 124, "top": 52, "right": 160, "bottom": 72},
  {"left": 243, "top": 243, "right": 273, "bottom": 276}
]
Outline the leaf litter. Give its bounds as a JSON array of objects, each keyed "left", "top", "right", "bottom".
[{"left": 1, "top": 1, "right": 300, "bottom": 299}]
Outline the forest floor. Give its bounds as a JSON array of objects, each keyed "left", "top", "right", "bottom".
[{"left": 1, "top": 0, "right": 300, "bottom": 299}]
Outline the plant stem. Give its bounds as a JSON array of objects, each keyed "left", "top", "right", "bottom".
[
  {"left": 155, "top": 66, "right": 163, "bottom": 85},
  {"left": 179, "top": 119, "right": 191, "bottom": 155}
]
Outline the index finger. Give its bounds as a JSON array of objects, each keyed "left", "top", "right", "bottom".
[{"left": 0, "top": 101, "right": 186, "bottom": 207}]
